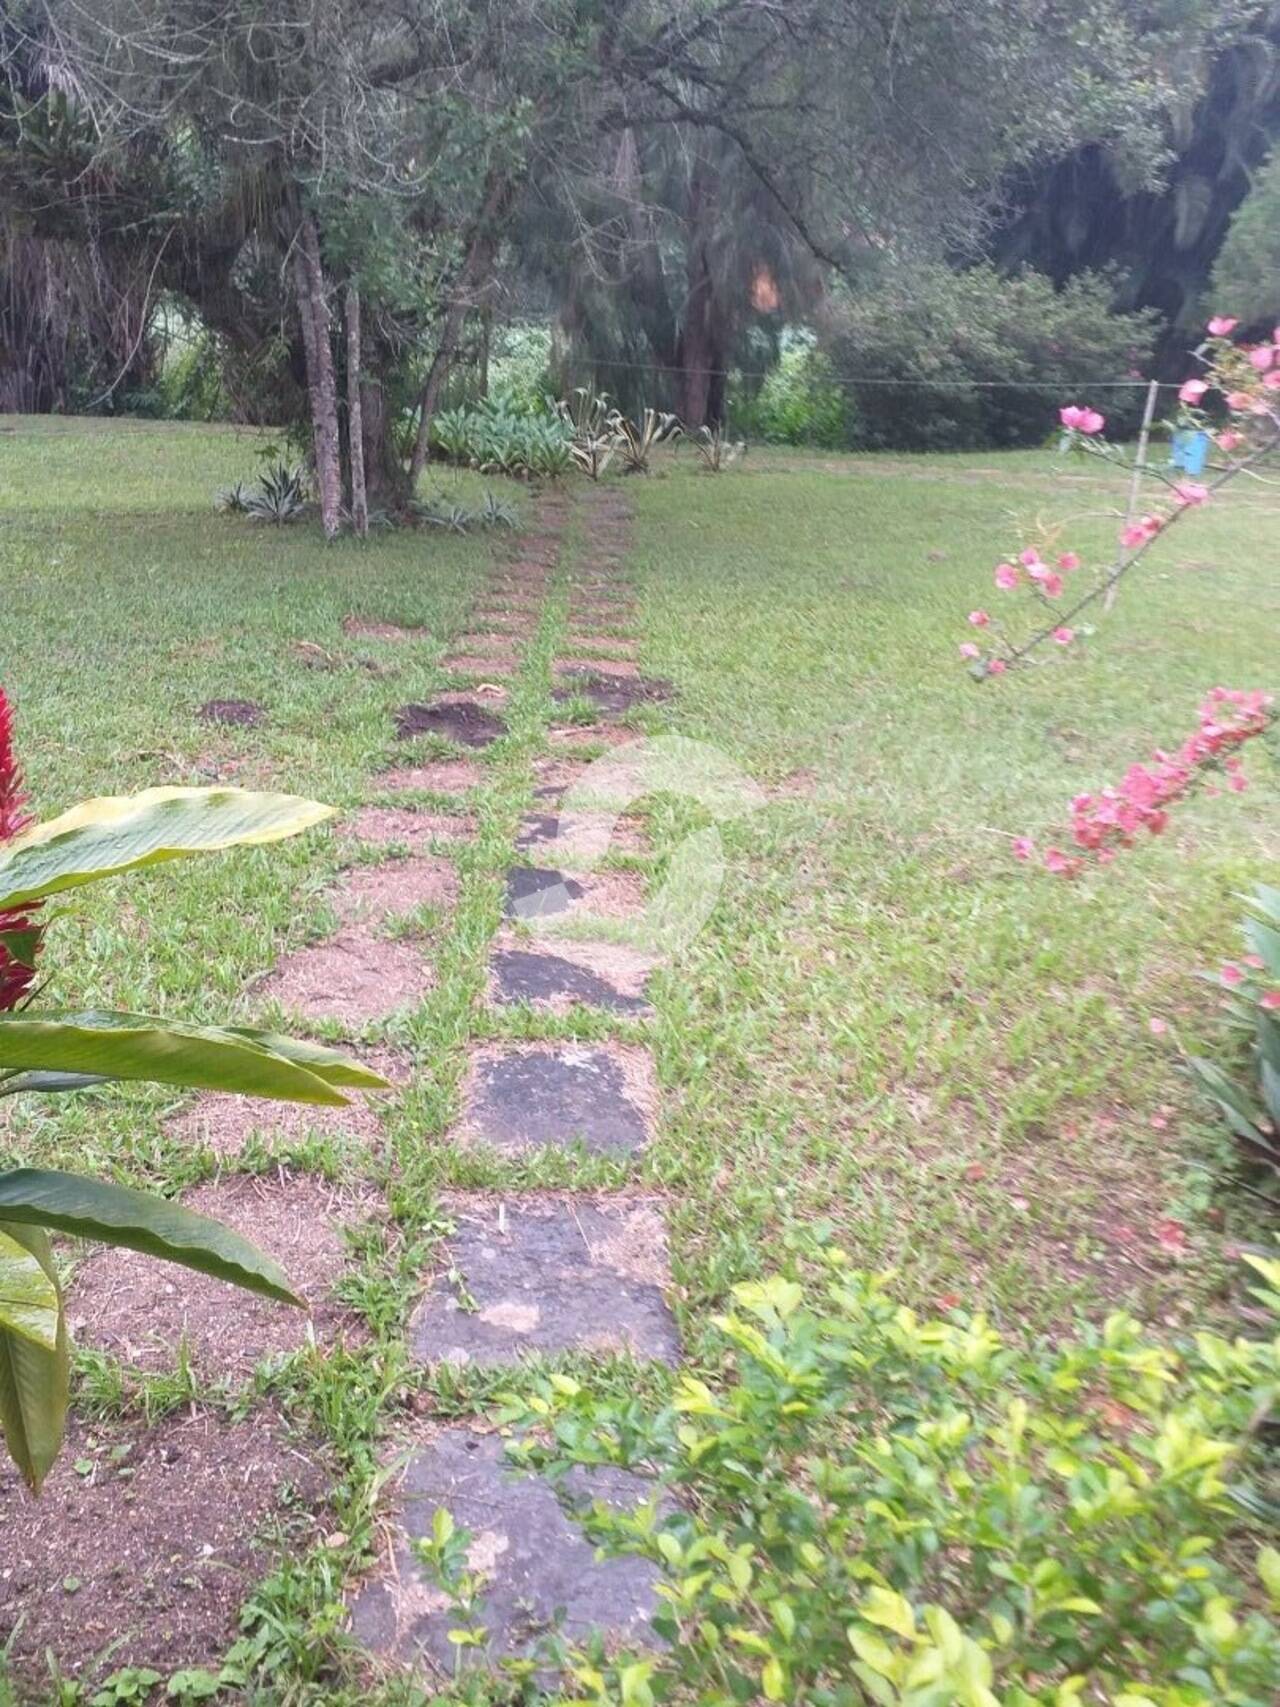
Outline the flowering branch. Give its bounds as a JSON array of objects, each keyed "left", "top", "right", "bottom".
[{"left": 960, "top": 319, "right": 1280, "bottom": 677}]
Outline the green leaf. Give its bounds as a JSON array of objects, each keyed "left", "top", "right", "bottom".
[
  {"left": 0, "top": 786, "right": 334, "bottom": 911},
  {"left": 0, "top": 1170, "right": 302, "bottom": 1306},
  {"left": 0, "top": 1221, "right": 69, "bottom": 1493},
  {"left": 0, "top": 1012, "right": 352, "bottom": 1105},
  {"left": 1259, "top": 1545, "right": 1280, "bottom": 1605},
  {"left": 222, "top": 1028, "right": 392, "bottom": 1091},
  {"left": 0, "top": 925, "right": 42, "bottom": 967},
  {"left": 0, "top": 1227, "right": 59, "bottom": 1350}
]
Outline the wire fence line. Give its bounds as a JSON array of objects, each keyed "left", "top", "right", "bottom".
[{"left": 552, "top": 353, "right": 1180, "bottom": 391}]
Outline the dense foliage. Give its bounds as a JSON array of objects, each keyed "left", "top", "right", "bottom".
[
  {"left": 491, "top": 1261, "right": 1280, "bottom": 1706},
  {"left": 1209, "top": 150, "right": 1280, "bottom": 329},
  {"left": 821, "top": 268, "right": 1159, "bottom": 451}
]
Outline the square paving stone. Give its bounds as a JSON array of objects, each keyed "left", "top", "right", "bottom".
[
  {"left": 348, "top": 1431, "right": 661, "bottom": 1672},
  {"left": 411, "top": 1197, "right": 678, "bottom": 1366},
  {"left": 395, "top": 700, "right": 508, "bottom": 747},
  {"left": 516, "top": 810, "right": 647, "bottom": 865},
  {"left": 460, "top": 1044, "right": 655, "bottom": 1156},
  {"left": 488, "top": 933, "right": 655, "bottom": 1016},
  {"left": 505, "top": 863, "right": 585, "bottom": 919},
  {"left": 259, "top": 929, "right": 431, "bottom": 1028}
]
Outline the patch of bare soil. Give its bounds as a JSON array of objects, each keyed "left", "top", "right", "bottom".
[
  {"left": 442, "top": 654, "right": 518, "bottom": 679},
  {"left": 343, "top": 614, "right": 429, "bottom": 640},
  {"left": 0, "top": 1410, "right": 326, "bottom": 1696},
  {"left": 167, "top": 1045, "right": 405, "bottom": 1157},
  {"left": 259, "top": 929, "right": 431, "bottom": 1028},
  {"left": 343, "top": 806, "right": 475, "bottom": 850},
  {"left": 69, "top": 1173, "right": 380, "bottom": 1379},
  {"left": 563, "top": 635, "right": 638, "bottom": 658},
  {"left": 547, "top": 723, "right": 645, "bottom": 752},
  {"left": 451, "top": 633, "right": 521, "bottom": 658},
  {"left": 334, "top": 854, "right": 459, "bottom": 925},
  {"left": 394, "top": 700, "right": 508, "bottom": 748},
  {"left": 198, "top": 698, "right": 264, "bottom": 727},
  {"left": 376, "top": 757, "right": 484, "bottom": 795}
]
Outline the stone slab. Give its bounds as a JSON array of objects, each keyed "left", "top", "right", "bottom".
[
  {"left": 348, "top": 1431, "right": 660, "bottom": 1671},
  {"left": 461, "top": 1045, "right": 654, "bottom": 1156},
  {"left": 411, "top": 1197, "right": 678, "bottom": 1367}
]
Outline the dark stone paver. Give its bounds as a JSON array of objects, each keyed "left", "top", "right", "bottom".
[
  {"left": 551, "top": 672, "right": 673, "bottom": 715},
  {"left": 199, "top": 698, "right": 264, "bottom": 727},
  {"left": 504, "top": 864, "right": 584, "bottom": 919},
  {"left": 464, "top": 1047, "right": 651, "bottom": 1155},
  {"left": 348, "top": 1431, "right": 661, "bottom": 1671},
  {"left": 411, "top": 1198, "right": 678, "bottom": 1366},
  {"left": 490, "top": 946, "right": 651, "bottom": 1015},
  {"left": 395, "top": 700, "right": 507, "bottom": 747}
]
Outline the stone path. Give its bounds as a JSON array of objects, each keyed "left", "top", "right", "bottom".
[{"left": 16, "top": 482, "right": 682, "bottom": 1695}]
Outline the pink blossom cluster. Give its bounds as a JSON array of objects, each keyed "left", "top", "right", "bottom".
[
  {"left": 1013, "top": 689, "right": 1275, "bottom": 877},
  {"left": 1219, "top": 957, "right": 1280, "bottom": 1012}
]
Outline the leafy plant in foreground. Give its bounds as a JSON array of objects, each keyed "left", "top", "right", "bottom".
[
  {"left": 0, "top": 687, "right": 386, "bottom": 1491},
  {"left": 1191, "top": 884, "right": 1280, "bottom": 1192},
  {"left": 607, "top": 407, "right": 679, "bottom": 475},
  {"left": 494, "top": 1260, "right": 1280, "bottom": 1706},
  {"left": 243, "top": 463, "right": 309, "bottom": 525}
]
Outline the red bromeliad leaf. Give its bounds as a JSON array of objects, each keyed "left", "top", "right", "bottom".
[{"left": 0, "top": 687, "right": 41, "bottom": 1013}]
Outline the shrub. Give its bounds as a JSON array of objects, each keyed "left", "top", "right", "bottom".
[
  {"left": 495, "top": 1259, "right": 1280, "bottom": 1706},
  {"left": 823, "top": 267, "right": 1159, "bottom": 451},
  {"left": 430, "top": 400, "right": 573, "bottom": 478},
  {"left": 1209, "top": 151, "right": 1280, "bottom": 332},
  {"left": 733, "top": 330, "right": 851, "bottom": 448}
]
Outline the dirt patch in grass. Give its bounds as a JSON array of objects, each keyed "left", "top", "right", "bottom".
[
  {"left": 343, "top": 806, "right": 475, "bottom": 849},
  {"left": 343, "top": 614, "right": 429, "bottom": 641},
  {"left": 395, "top": 700, "right": 508, "bottom": 748},
  {"left": 452, "top": 633, "right": 521, "bottom": 657},
  {"left": 556, "top": 656, "right": 640, "bottom": 681},
  {"left": 0, "top": 1411, "right": 326, "bottom": 1697},
  {"left": 198, "top": 698, "right": 264, "bottom": 727},
  {"left": 70, "top": 1173, "right": 380, "bottom": 1379},
  {"left": 516, "top": 808, "right": 648, "bottom": 864},
  {"left": 442, "top": 653, "right": 519, "bottom": 679},
  {"left": 167, "top": 1046, "right": 405, "bottom": 1157},
  {"left": 334, "top": 854, "right": 460, "bottom": 926},
  {"left": 563, "top": 635, "right": 638, "bottom": 658},
  {"left": 259, "top": 929, "right": 431, "bottom": 1028},
  {"left": 547, "top": 723, "right": 643, "bottom": 753},
  {"left": 377, "top": 758, "right": 484, "bottom": 795}
]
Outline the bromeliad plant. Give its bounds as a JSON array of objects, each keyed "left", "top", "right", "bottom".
[
  {"left": 607, "top": 406, "right": 679, "bottom": 475},
  {"left": 0, "top": 688, "right": 387, "bottom": 1493}
]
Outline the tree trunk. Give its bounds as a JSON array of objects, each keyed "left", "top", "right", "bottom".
[
  {"left": 344, "top": 282, "right": 368, "bottom": 538},
  {"left": 359, "top": 371, "right": 408, "bottom": 508},
  {"left": 677, "top": 159, "right": 719, "bottom": 430},
  {"left": 293, "top": 214, "right": 342, "bottom": 539},
  {"left": 407, "top": 170, "right": 518, "bottom": 487}
]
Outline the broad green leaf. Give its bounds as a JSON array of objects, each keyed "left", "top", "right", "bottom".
[
  {"left": 0, "top": 1071, "right": 111, "bottom": 1097},
  {"left": 0, "top": 787, "right": 334, "bottom": 911},
  {"left": 0, "top": 1012, "right": 351, "bottom": 1104},
  {"left": 222, "top": 1028, "right": 392, "bottom": 1090},
  {"left": 0, "top": 1170, "right": 302, "bottom": 1306},
  {"left": 0, "top": 925, "right": 42, "bottom": 967},
  {"left": 0, "top": 1221, "right": 69, "bottom": 1493},
  {"left": 0, "top": 1227, "right": 59, "bottom": 1350}
]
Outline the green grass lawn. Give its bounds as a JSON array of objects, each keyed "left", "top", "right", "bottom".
[{"left": 0, "top": 416, "right": 1276, "bottom": 1698}]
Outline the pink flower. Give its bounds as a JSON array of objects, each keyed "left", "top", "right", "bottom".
[
  {"left": 1262, "top": 991, "right": 1280, "bottom": 1011},
  {"left": 987, "top": 658, "right": 1007, "bottom": 676},
  {"left": 1218, "top": 430, "right": 1243, "bottom": 452},
  {"left": 1019, "top": 548, "right": 1043, "bottom": 568},
  {"left": 1043, "top": 846, "right": 1078, "bottom": 876},
  {"left": 1122, "top": 514, "right": 1161, "bottom": 548},
  {"left": 1060, "top": 404, "right": 1105, "bottom": 435},
  {"left": 1221, "top": 963, "right": 1244, "bottom": 986},
  {"left": 968, "top": 610, "right": 990, "bottom": 627},
  {"left": 1248, "top": 345, "right": 1275, "bottom": 372},
  {"left": 959, "top": 642, "right": 980, "bottom": 660},
  {"left": 1179, "top": 377, "right": 1209, "bottom": 405},
  {"left": 994, "top": 563, "right": 1019, "bottom": 590},
  {"left": 1264, "top": 370, "right": 1280, "bottom": 391},
  {"left": 1057, "top": 552, "right": 1080, "bottom": 571},
  {"left": 1226, "top": 390, "right": 1255, "bottom": 412},
  {"left": 1207, "top": 316, "right": 1238, "bottom": 337},
  {"left": 1244, "top": 955, "right": 1264, "bottom": 970},
  {"left": 1173, "top": 482, "right": 1209, "bottom": 507},
  {"left": 1052, "top": 627, "right": 1075, "bottom": 646},
  {"left": 1148, "top": 1017, "right": 1168, "bottom": 1035},
  {"left": 1012, "top": 836, "right": 1035, "bottom": 861}
]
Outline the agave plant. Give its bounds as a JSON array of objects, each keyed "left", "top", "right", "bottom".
[
  {"left": 245, "top": 463, "right": 309, "bottom": 524},
  {"left": 554, "top": 388, "right": 621, "bottom": 481},
  {"left": 476, "top": 490, "right": 519, "bottom": 529},
  {"left": 608, "top": 407, "right": 679, "bottom": 475},
  {"left": 688, "top": 425, "right": 746, "bottom": 472},
  {"left": 0, "top": 688, "right": 386, "bottom": 1491},
  {"left": 215, "top": 481, "right": 251, "bottom": 514}
]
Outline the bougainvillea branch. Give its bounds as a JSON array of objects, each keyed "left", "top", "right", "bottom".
[
  {"left": 961, "top": 320, "right": 1280, "bottom": 678},
  {"left": 1013, "top": 689, "right": 1276, "bottom": 877},
  {"left": 0, "top": 686, "right": 41, "bottom": 1012}
]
